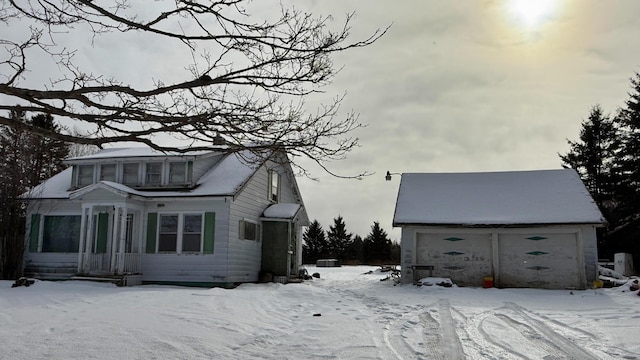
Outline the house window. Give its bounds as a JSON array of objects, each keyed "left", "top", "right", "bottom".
[
  {"left": 122, "top": 163, "right": 139, "bottom": 186},
  {"left": 77, "top": 165, "right": 94, "bottom": 187},
  {"left": 182, "top": 214, "right": 203, "bottom": 252},
  {"left": 158, "top": 215, "right": 178, "bottom": 252},
  {"left": 239, "top": 219, "right": 258, "bottom": 241},
  {"left": 268, "top": 170, "right": 279, "bottom": 202},
  {"left": 169, "top": 162, "right": 187, "bottom": 184},
  {"left": 145, "top": 162, "right": 162, "bottom": 185},
  {"left": 99, "top": 164, "right": 117, "bottom": 182},
  {"left": 42, "top": 215, "right": 81, "bottom": 252}
]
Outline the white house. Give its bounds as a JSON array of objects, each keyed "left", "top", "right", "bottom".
[
  {"left": 22, "top": 147, "right": 308, "bottom": 287},
  {"left": 392, "top": 169, "right": 606, "bottom": 289}
]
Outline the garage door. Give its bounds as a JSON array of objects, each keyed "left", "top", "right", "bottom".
[
  {"left": 416, "top": 232, "right": 492, "bottom": 287},
  {"left": 498, "top": 233, "right": 581, "bottom": 289}
]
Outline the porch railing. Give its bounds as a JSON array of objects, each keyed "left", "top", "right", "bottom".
[
  {"left": 116, "top": 253, "right": 141, "bottom": 274},
  {"left": 89, "top": 253, "right": 108, "bottom": 272},
  {"left": 86, "top": 253, "right": 141, "bottom": 274}
]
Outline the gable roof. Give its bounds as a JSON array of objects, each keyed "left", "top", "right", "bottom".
[
  {"left": 24, "top": 149, "right": 261, "bottom": 200},
  {"left": 392, "top": 169, "right": 605, "bottom": 227}
]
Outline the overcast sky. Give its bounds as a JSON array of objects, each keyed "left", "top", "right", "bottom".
[
  {"left": 290, "top": 0, "right": 640, "bottom": 240},
  {"left": 4, "top": 1, "right": 640, "bottom": 240}
]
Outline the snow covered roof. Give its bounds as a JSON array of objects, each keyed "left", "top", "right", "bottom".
[
  {"left": 26, "top": 150, "right": 260, "bottom": 199},
  {"left": 65, "top": 147, "right": 211, "bottom": 162},
  {"left": 262, "top": 203, "right": 302, "bottom": 219},
  {"left": 392, "top": 169, "right": 606, "bottom": 227}
]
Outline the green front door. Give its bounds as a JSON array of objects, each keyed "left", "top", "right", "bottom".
[{"left": 262, "top": 221, "right": 290, "bottom": 277}]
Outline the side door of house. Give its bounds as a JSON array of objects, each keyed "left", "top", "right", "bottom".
[{"left": 261, "top": 221, "right": 290, "bottom": 277}]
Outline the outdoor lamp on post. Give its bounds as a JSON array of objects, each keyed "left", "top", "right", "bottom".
[{"left": 385, "top": 171, "right": 401, "bottom": 181}]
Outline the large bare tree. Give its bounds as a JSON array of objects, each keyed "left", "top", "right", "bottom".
[{"left": 0, "top": 1, "right": 385, "bottom": 177}]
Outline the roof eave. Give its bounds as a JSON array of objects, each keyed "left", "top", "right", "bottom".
[{"left": 392, "top": 221, "right": 607, "bottom": 228}]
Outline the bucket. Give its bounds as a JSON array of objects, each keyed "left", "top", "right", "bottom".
[{"left": 483, "top": 276, "right": 494, "bottom": 288}]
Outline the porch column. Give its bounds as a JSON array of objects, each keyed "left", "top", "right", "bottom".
[
  {"left": 76, "top": 206, "right": 89, "bottom": 273},
  {"left": 117, "top": 207, "right": 128, "bottom": 274},
  {"left": 82, "top": 206, "right": 95, "bottom": 274},
  {"left": 110, "top": 206, "right": 121, "bottom": 273}
]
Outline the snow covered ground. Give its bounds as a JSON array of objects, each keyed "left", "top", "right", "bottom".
[{"left": 1, "top": 266, "right": 639, "bottom": 359}]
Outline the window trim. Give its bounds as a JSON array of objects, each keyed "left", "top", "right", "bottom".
[
  {"left": 145, "top": 162, "right": 163, "bottom": 186},
  {"left": 181, "top": 213, "right": 203, "bottom": 253},
  {"left": 155, "top": 212, "right": 205, "bottom": 254},
  {"left": 158, "top": 214, "right": 179, "bottom": 252},
  {"left": 122, "top": 162, "right": 140, "bottom": 186},
  {"left": 168, "top": 161, "right": 189, "bottom": 185},
  {"left": 268, "top": 170, "right": 280, "bottom": 203},
  {"left": 41, "top": 214, "right": 82, "bottom": 253},
  {"left": 99, "top": 163, "right": 117, "bottom": 182},
  {"left": 76, "top": 164, "right": 95, "bottom": 188},
  {"left": 239, "top": 218, "right": 259, "bottom": 241}
]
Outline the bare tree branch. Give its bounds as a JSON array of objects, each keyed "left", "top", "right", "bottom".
[{"left": 0, "top": 0, "right": 388, "bottom": 178}]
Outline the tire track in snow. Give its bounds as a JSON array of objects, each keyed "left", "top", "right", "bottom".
[
  {"left": 450, "top": 306, "right": 527, "bottom": 359},
  {"left": 500, "top": 302, "right": 599, "bottom": 360},
  {"left": 382, "top": 304, "right": 433, "bottom": 360},
  {"left": 382, "top": 300, "right": 466, "bottom": 360},
  {"left": 437, "top": 299, "right": 465, "bottom": 360}
]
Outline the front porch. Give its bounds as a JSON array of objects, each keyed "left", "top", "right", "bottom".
[{"left": 76, "top": 203, "right": 144, "bottom": 279}]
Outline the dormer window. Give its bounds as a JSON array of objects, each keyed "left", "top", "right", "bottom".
[
  {"left": 99, "top": 164, "right": 116, "bottom": 182},
  {"left": 70, "top": 158, "right": 195, "bottom": 190},
  {"left": 122, "top": 163, "right": 139, "bottom": 186},
  {"left": 145, "top": 162, "right": 162, "bottom": 185},
  {"left": 169, "top": 162, "right": 187, "bottom": 184},
  {"left": 77, "top": 165, "right": 94, "bottom": 188}
]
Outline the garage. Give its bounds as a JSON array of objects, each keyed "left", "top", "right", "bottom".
[
  {"left": 415, "top": 232, "right": 492, "bottom": 286},
  {"left": 498, "top": 231, "right": 583, "bottom": 289},
  {"left": 393, "top": 169, "right": 605, "bottom": 289}
]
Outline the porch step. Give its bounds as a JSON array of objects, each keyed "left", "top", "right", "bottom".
[
  {"left": 24, "top": 266, "right": 76, "bottom": 280},
  {"left": 71, "top": 274, "right": 142, "bottom": 287}
]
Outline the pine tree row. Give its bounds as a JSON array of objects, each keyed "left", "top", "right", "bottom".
[{"left": 302, "top": 216, "right": 400, "bottom": 265}]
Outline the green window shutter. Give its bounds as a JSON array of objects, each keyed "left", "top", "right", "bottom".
[
  {"left": 146, "top": 212, "right": 158, "bottom": 254},
  {"left": 203, "top": 212, "right": 215, "bottom": 254},
  {"left": 96, "top": 213, "right": 109, "bottom": 253},
  {"left": 29, "top": 214, "right": 40, "bottom": 252}
]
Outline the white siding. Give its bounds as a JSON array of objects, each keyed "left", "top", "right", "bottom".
[
  {"left": 581, "top": 225, "right": 599, "bottom": 284},
  {"left": 227, "top": 161, "right": 305, "bottom": 282},
  {"left": 192, "top": 154, "right": 224, "bottom": 181},
  {"left": 140, "top": 198, "right": 231, "bottom": 284},
  {"left": 228, "top": 166, "right": 271, "bottom": 282}
]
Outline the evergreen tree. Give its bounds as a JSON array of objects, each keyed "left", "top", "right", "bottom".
[
  {"left": 25, "top": 114, "right": 69, "bottom": 187},
  {"left": 390, "top": 241, "right": 401, "bottom": 264},
  {"left": 616, "top": 72, "right": 640, "bottom": 214},
  {"left": 0, "top": 110, "right": 69, "bottom": 279},
  {"left": 344, "top": 234, "right": 364, "bottom": 264},
  {"left": 302, "top": 220, "right": 327, "bottom": 264},
  {"left": 363, "top": 222, "right": 392, "bottom": 264},
  {"left": 326, "top": 216, "right": 353, "bottom": 260},
  {"left": 560, "top": 105, "right": 620, "bottom": 204},
  {"left": 608, "top": 72, "right": 640, "bottom": 262}
]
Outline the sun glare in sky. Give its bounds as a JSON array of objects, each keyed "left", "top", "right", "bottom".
[{"left": 507, "top": 0, "right": 559, "bottom": 29}]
